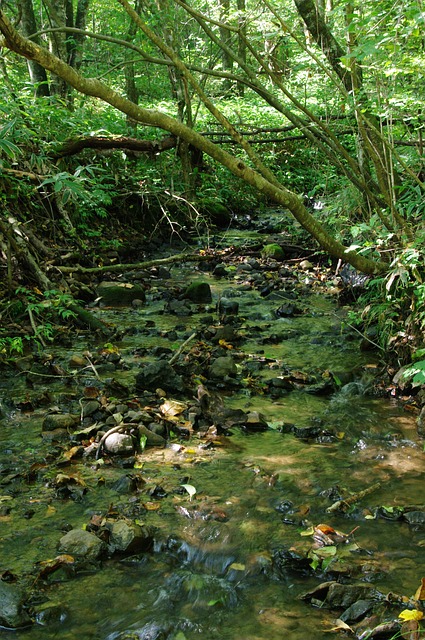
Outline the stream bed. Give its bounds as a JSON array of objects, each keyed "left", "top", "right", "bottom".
[{"left": 0, "top": 226, "right": 424, "bottom": 640}]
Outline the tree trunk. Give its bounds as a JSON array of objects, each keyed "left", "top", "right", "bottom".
[
  {"left": 18, "top": 0, "right": 50, "bottom": 96},
  {"left": 0, "top": 7, "right": 387, "bottom": 275}
]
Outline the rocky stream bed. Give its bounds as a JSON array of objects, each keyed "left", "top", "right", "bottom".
[{"left": 1, "top": 218, "right": 425, "bottom": 640}]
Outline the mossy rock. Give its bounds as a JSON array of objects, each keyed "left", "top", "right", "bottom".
[
  {"left": 261, "top": 244, "right": 285, "bottom": 261},
  {"left": 96, "top": 281, "right": 146, "bottom": 306},
  {"left": 183, "top": 281, "right": 212, "bottom": 303}
]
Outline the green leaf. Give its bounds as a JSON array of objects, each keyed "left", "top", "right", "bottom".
[
  {"left": 181, "top": 484, "right": 196, "bottom": 500},
  {"left": 139, "top": 435, "right": 147, "bottom": 451}
]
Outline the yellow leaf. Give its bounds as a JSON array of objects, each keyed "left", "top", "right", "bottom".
[
  {"left": 399, "top": 609, "right": 424, "bottom": 621},
  {"left": 228, "top": 563, "right": 245, "bottom": 571},
  {"left": 415, "top": 578, "right": 425, "bottom": 601}
]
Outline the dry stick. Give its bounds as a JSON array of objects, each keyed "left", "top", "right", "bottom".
[
  {"left": 326, "top": 482, "right": 381, "bottom": 513},
  {"left": 169, "top": 332, "right": 197, "bottom": 365}
]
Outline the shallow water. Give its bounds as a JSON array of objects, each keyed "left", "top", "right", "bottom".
[{"left": 0, "top": 252, "right": 424, "bottom": 640}]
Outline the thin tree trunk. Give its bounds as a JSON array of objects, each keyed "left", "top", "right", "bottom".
[{"left": 18, "top": 0, "right": 50, "bottom": 96}]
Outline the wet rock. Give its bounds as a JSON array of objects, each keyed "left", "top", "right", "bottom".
[
  {"left": 261, "top": 243, "right": 284, "bottom": 261},
  {"left": 301, "top": 581, "right": 378, "bottom": 609},
  {"left": 138, "top": 424, "right": 166, "bottom": 447},
  {"left": 135, "top": 362, "right": 184, "bottom": 393},
  {"left": 81, "top": 400, "right": 100, "bottom": 418},
  {"left": 275, "top": 303, "right": 302, "bottom": 317},
  {"left": 244, "top": 411, "right": 269, "bottom": 431},
  {"left": 96, "top": 281, "right": 146, "bottom": 306},
  {"left": 104, "top": 432, "right": 134, "bottom": 455},
  {"left": 209, "top": 356, "right": 237, "bottom": 379},
  {"left": 211, "top": 325, "right": 239, "bottom": 344},
  {"left": 183, "top": 281, "right": 212, "bottom": 303},
  {"left": 58, "top": 529, "right": 105, "bottom": 560},
  {"left": 164, "top": 299, "right": 193, "bottom": 316},
  {"left": 403, "top": 510, "right": 425, "bottom": 525},
  {"left": 273, "top": 547, "right": 312, "bottom": 576},
  {"left": 212, "top": 263, "right": 228, "bottom": 277},
  {"left": 217, "top": 298, "right": 239, "bottom": 316},
  {"left": 106, "top": 519, "right": 155, "bottom": 554},
  {"left": 0, "top": 582, "right": 32, "bottom": 629},
  {"left": 42, "top": 413, "right": 80, "bottom": 431},
  {"left": 340, "top": 599, "right": 374, "bottom": 623},
  {"left": 33, "top": 601, "right": 68, "bottom": 626}
]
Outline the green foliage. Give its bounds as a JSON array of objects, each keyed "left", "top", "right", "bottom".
[
  {"left": 348, "top": 246, "right": 425, "bottom": 362},
  {"left": 10, "top": 287, "right": 77, "bottom": 350}
]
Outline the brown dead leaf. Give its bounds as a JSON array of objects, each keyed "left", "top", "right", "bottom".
[
  {"left": 401, "top": 620, "right": 421, "bottom": 640},
  {"left": 36, "top": 554, "right": 75, "bottom": 580},
  {"left": 61, "top": 446, "right": 84, "bottom": 461},
  {"left": 415, "top": 578, "right": 425, "bottom": 601},
  {"left": 142, "top": 502, "right": 161, "bottom": 511},
  {"left": 326, "top": 618, "right": 354, "bottom": 633}
]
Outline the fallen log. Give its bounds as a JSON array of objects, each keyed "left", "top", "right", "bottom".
[{"left": 55, "top": 252, "right": 211, "bottom": 274}]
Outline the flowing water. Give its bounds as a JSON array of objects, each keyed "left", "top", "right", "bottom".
[{"left": 0, "top": 236, "right": 424, "bottom": 640}]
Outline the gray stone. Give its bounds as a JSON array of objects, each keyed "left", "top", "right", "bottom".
[
  {"left": 138, "top": 424, "right": 166, "bottom": 447},
  {"left": 97, "top": 281, "right": 146, "bottom": 307},
  {"left": 42, "top": 413, "right": 80, "bottom": 432},
  {"left": 403, "top": 510, "right": 425, "bottom": 525},
  {"left": 58, "top": 529, "right": 105, "bottom": 560},
  {"left": 340, "top": 599, "right": 374, "bottom": 623},
  {"left": 81, "top": 400, "right": 100, "bottom": 418},
  {"left": 135, "top": 362, "right": 184, "bottom": 393},
  {"left": 0, "top": 582, "right": 32, "bottom": 629},
  {"left": 217, "top": 298, "right": 239, "bottom": 316},
  {"left": 183, "top": 281, "right": 212, "bottom": 303},
  {"left": 209, "top": 356, "right": 238, "bottom": 379},
  {"left": 106, "top": 520, "right": 155, "bottom": 554},
  {"left": 104, "top": 432, "right": 134, "bottom": 455},
  {"left": 325, "top": 583, "right": 375, "bottom": 609}
]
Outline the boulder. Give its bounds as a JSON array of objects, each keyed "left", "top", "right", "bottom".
[
  {"left": 183, "top": 281, "right": 212, "bottom": 303},
  {"left": 0, "top": 582, "right": 32, "bottom": 629},
  {"left": 58, "top": 529, "right": 105, "bottom": 560},
  {"left": 104, "top": 432, "right": 134, "bottom": 455},
  {"left": 96, "top": 281, "right": 146, "bottom": 307},
  {"left": 106, "top": 520, "right": 155, "bottom": 554},
  {"left": 135, "top": 362, "right": 184, "bottom": 393},
  {"left": 42, "top": 413, "right": 80, "bottom": 432},
  {"left": 209, "top": 356, "right": 237, "bottom": 379},
  {"left": 261, "top": 244, "right": 285, "bottom": 261}
]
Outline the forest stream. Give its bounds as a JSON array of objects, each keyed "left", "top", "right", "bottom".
[{"left": 0, "top": 217, "right": 424, "bottom": 640}]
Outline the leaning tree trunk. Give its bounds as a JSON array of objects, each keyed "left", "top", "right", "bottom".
[{"left": 0, "top": 7, "right": 387, "bottom": 275}]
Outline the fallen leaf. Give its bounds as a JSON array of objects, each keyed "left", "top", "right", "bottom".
[
  {"left": 181, "top": 484, "right": 197, "bottom": 500},
  {"left": 399, "top": 610, "right": 424, "bottom": 621},
  {"left": 326, "top": 618, "right": 353, "bottom": 633},
  {"left": 415, "top": 578, "right": 425, "bottom": 601}
]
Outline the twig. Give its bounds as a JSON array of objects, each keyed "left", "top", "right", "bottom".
[
  {"left": 169, "top": 332, "right": 197, "bottom": 365},
  {"left": 326, "top": 482, "right": 381, "bottom": 513}
]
